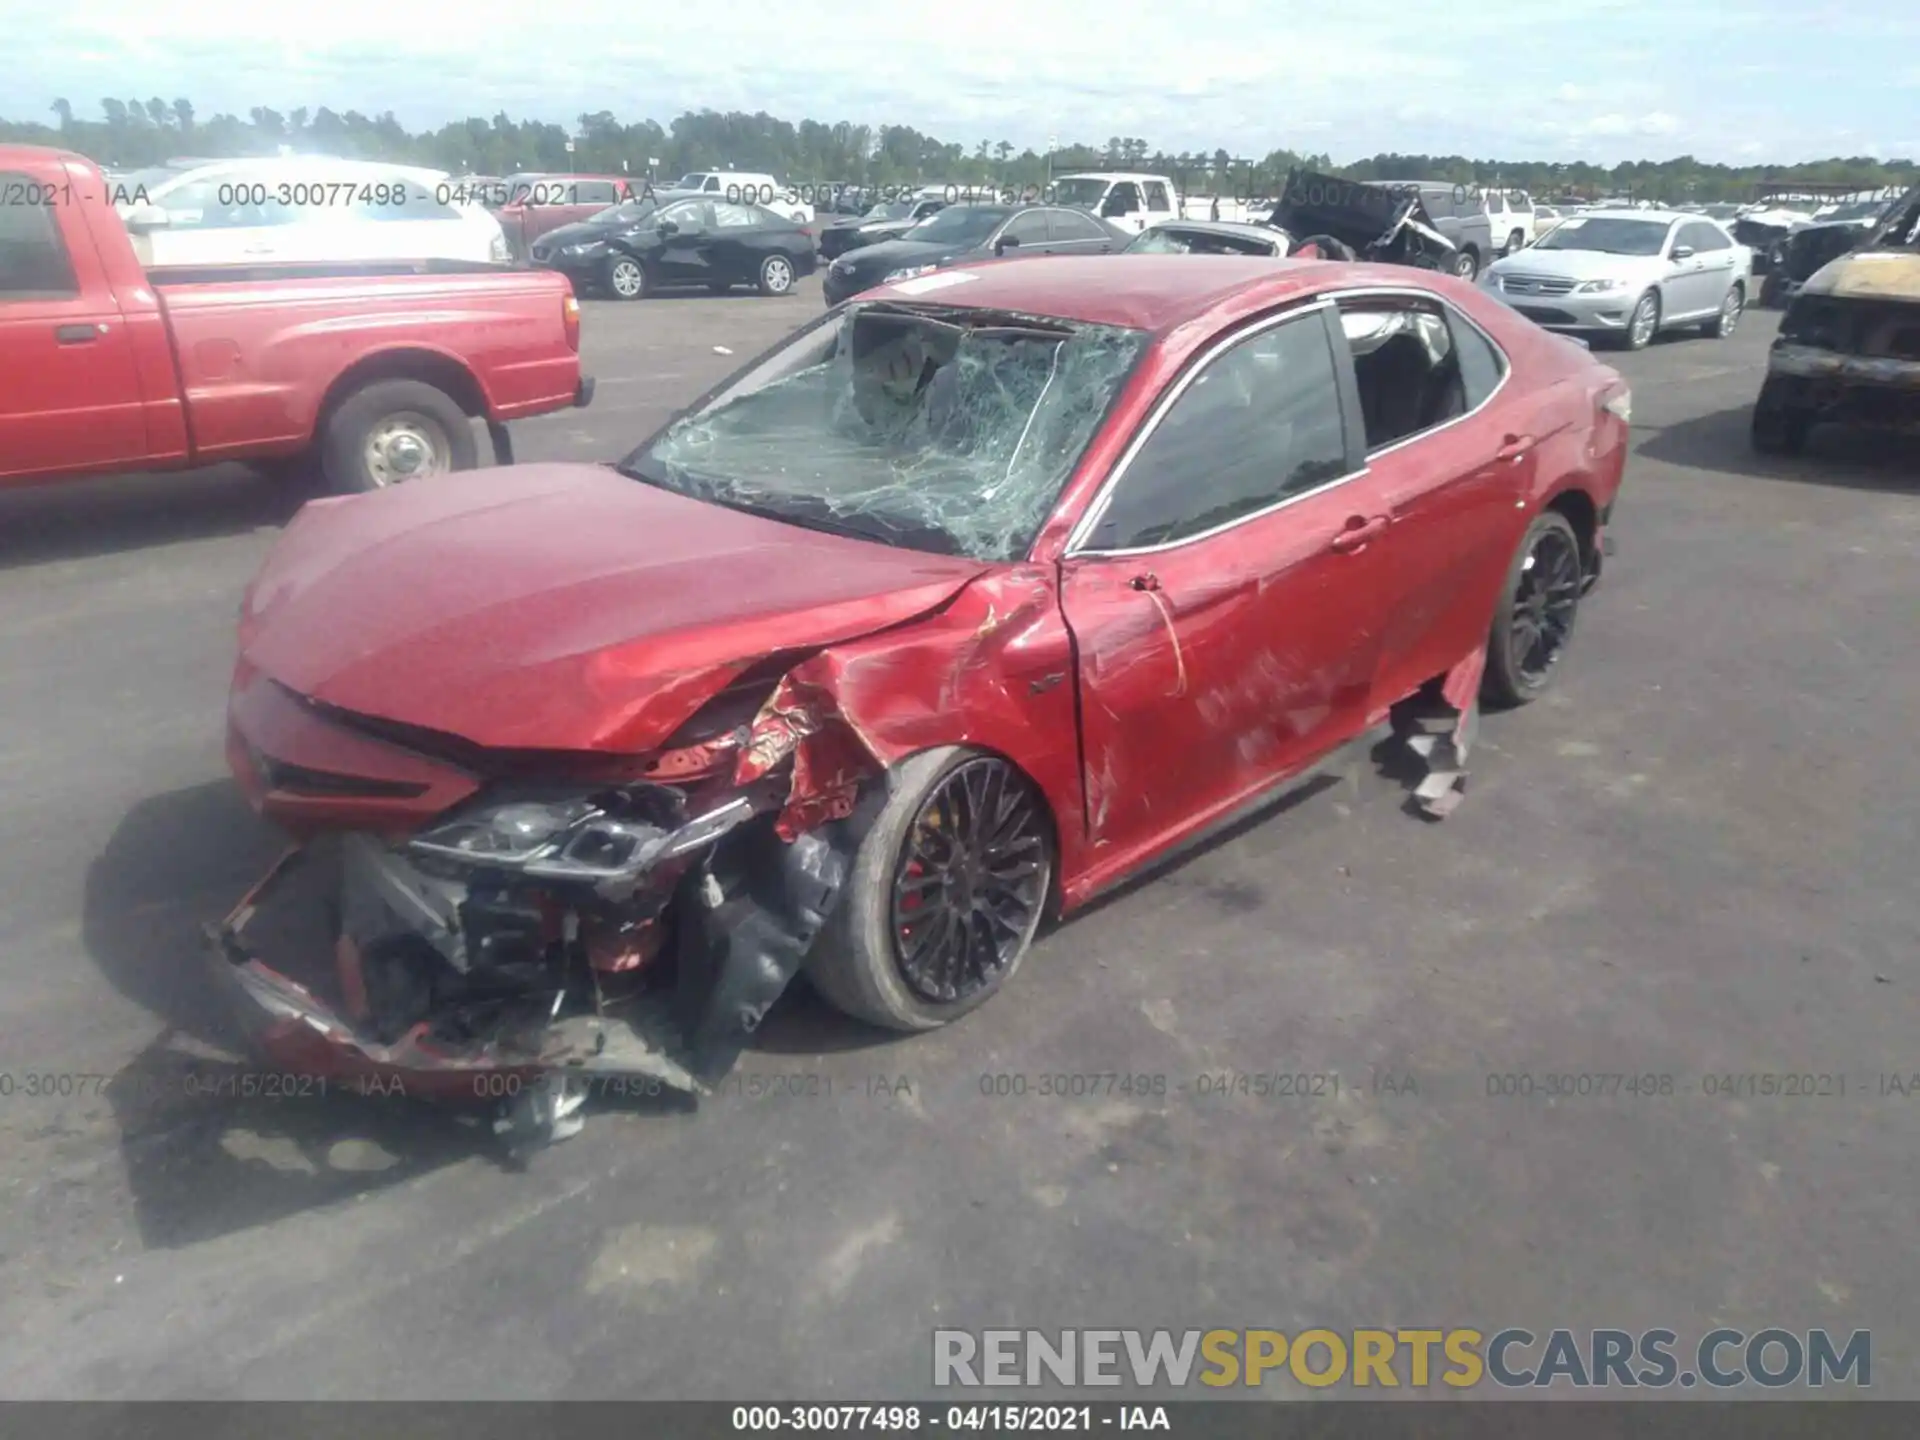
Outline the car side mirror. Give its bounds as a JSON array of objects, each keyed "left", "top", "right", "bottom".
[
  {"left": 657, "top": 219, "right": 679, "bottom": 236},
  {"left": 995, "top": 234, "right": 1021, "bottom": 254},
  {"left": 122, "top": 203, "right": 170, "bottom": 233},
  {"left": 1670, "top": 244, "right": 1694, "bottom": 260}
]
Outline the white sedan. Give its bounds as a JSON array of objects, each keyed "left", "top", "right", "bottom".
[
  {"left": 1478, "top": 209, "right": 1751, "bottom": 350},
  {"left": 115, "top": 158, "right": 510, "bottom": 269}
]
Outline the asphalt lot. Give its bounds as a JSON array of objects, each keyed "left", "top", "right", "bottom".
[{"left": 0, "top": 282, "right": 1915, "bottom": 1399}]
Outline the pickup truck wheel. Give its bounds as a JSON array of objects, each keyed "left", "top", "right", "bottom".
[
  {"left": 321, "top": 380, "right": 477, "bottom": 494},
  {"left": 606, "top": 255, "right": 648, "bottom": 300},
  {"left": 757, "top": 254, "right": 796, "bottom": 296},
  {"left": 1506, "top": 228, "right": 1527, "bottom": 255},
  {"left": 1450, "top": 246, "right": 1481, "bottom": 280},
  {"left": 807, "top": 748, "right": 1054, "bottom": 1032}
]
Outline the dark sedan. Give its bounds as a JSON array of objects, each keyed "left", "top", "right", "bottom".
[
  {"left": 818, "top": 195, "right": 950, "bottom": 260},
  {"left": 821, "top": 203, "right": 1128, "bottom": 305},
  {"left": 530, "top": 196, "right": 817, "bottom": 300},
  {"left": 1123, "top": 220, "right": 1294, "bottom": 256}
]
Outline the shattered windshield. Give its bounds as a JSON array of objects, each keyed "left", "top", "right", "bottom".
[
  {"left": 616, "top": 302, "right": 1149, "bottom": 561},
  {"left": 1535, "top": 217, "right": 1671, "bottom": 256}
]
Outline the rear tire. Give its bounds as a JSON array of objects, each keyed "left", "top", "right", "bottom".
[
  {"left": 807, "top": 748, "right": 1054, "bottom": 1032},
  {"left": 1505, "top": 228, "right": 1527, "bottom": 255},
  {"left": 757, "top": 253, "right": 797, "bottom": 296},
  {"left": 1483, "top": 511, "right": 1584, "bottom": 709},
  {"left": 319, "top": 379, "right": 477, "bottom": 495},
  {"left": 1450, "top": 245, "right": 1481, "bottom": 280}
]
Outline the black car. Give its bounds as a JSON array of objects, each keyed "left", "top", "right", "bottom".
[
  {"left": 818, "top": 195, "right": 950, "bottom": 260},
  {"left": 1123, "top": 220, "right": 1293, "bottom": 256},
  {"left": 529, "top": 195, "right": 817, "bottom": 300},
  {"left": 821, "top": 203, "right": 1129, "bottom": 305}
]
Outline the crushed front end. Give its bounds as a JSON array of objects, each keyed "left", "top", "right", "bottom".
[{"left": 210, "top": 660, "right": 876, "bottom": 1146}]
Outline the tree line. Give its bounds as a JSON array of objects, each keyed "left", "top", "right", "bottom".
[{"left": 3, "top": 99, "right": 1914, "bottom": 203}]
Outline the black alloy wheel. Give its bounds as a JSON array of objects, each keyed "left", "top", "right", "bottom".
[
  {"left": 1507, "top": 521, "right": 1583, "bottom": 690},
  {"left": 889, "top": 757, "right": 1050, "bottom": 1006}
]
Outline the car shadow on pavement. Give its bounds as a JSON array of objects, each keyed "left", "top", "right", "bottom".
[
  {"left": 1636, "top": 405, "right": 1920, "bottom": 489},
  {"left": 0, "top": 463, "right": 312, "bottom": 571}
]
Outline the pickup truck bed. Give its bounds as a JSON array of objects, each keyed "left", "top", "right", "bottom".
[{"left": 1, "top": 145, "right": 592, "bottom": 493}]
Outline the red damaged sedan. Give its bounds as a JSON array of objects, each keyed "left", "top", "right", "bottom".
[{"left": 213, "top": 256, "right": 1629, "bottom": 1142}]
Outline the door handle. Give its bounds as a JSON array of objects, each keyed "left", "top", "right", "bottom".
[
  {"left": 55, "top": 323, "right": 100, "bottom": 344},
  {"left": 1128, "top": 572, "right": 1161, "bottom": 592},
  {"left": 1495, "top": 433, "right": 1536, "bottom": 463},
  {"left": 1329, "top": 515, "right": 1390, "bottom": 553}
]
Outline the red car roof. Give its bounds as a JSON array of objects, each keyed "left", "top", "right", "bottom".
[{"left": 870, "top": 254, "right": 1438, "bottom": 333}]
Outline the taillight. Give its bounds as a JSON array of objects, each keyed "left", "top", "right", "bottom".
[
  {"left": 1601, "top": 385, "right": 1631, "bottom": 423},
  {"left": 563, "top": 293, "right": 580, "bottom": 352}
]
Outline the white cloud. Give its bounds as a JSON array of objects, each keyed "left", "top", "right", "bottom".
[{"left": 5, "top": 0, "right": 1913, "bottom": 163}]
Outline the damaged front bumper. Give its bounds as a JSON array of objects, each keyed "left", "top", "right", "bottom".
[
  {"left": 1762, "top": 342, "right": 1920, "bottom": 432},
  {"left": 206, "top": 761, "right": 873, "bottom": 1139}
]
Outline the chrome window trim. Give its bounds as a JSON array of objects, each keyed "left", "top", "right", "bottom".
[
  {"left": 1341, "top": 286, "right": 1513, "bottom": 462},
  {"left": 1062, "top": 286, "right": 1514, "bottom": 558},
  {"left": 1064, "top": 298, "right": 1337, "bottom": 557}
]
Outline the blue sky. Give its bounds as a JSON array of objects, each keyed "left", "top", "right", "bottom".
[{"left": 6, "top": 0, "right": 1918, "bottom": 163}]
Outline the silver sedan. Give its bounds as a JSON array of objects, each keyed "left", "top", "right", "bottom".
[{"left": 1478, "top": 209, "right": 1752, "bottom": 350}]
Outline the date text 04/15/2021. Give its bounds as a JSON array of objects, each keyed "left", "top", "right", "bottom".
[{"left": 729, "top": 1405, "right": 1169, "bottom": 1432}]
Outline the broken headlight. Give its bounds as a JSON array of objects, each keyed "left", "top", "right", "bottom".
[
  {"left": 884, "top": 264, "right": 940, "bottom": 284},
  {"left": 411, "top": 798, "right": 601, "bottom": 863}
]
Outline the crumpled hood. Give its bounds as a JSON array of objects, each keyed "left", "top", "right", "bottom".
[
  {"left": 240, "top": 464, "right": 990, "bottom": 753},
  {"left": 1799, "top": 249, "right": 1920, "bottom": 301}
]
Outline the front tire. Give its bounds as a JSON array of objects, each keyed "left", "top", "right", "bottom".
[
  {"left": 1622, "top": 290, "right": 1660, "bottom": 350},
  {"left": 1483, "top": 511, "right": 1584, "bottom": 708},
  {"left": 1451, "top": 245, "right": 1481, "bottom": 280},
  {"left": 1751, "top": 385, "right": 1812, "bottom": 455},
  {"left": 319, "top": 379, "right": 477, "bottom": 495},
  {"left": 606, "top": 254, "right": 648, "bottom": 300},
  {"left": 757, "top": 253, "right": 797, "bottom": 296},
  {"left": 807, "top": 748, "right": 1054, "bottom": 1032}
]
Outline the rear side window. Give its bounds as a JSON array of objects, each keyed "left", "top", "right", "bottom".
[
  {"left": 1109, "top": 182, "right": 1142, "bottom": 214},
  {"left": 1000, "top": 210, "right": 1051, "bottom": 244},
  {"left": 1684, "top": 221, "right": 1731, "bottom": 252},
  {"left": 1144, "top": 182, "right": 1172, "bottom": 213},
  {"left": 0, "top": 177, "right": 79, "bottom": 297},
  {"left": 1485, "top": 190, "right": 1506, "bottom": 214},
  {"left": 1448, "top": 310, "right": 1508, "bottom": 410},
  {"left": 1421, "top": 187, "right": 1457, "bottom": 220},
  {"left": 1047, "top": 208, "right": 1109, "bottom": 241},
  {"left": 712, "top": 202, "right": 761, "bottom": 229},
  {"left": 1085, "top": 311, "right": 1350, "bottom": 551}
]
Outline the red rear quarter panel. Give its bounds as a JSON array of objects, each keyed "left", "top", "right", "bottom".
[{"left": 155, "top": 270, "right": 582, "bottom": 458}]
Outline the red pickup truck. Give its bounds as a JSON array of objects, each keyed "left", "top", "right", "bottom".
[{"left": 0, "top": 145, "right": 593, "bottom": 494}]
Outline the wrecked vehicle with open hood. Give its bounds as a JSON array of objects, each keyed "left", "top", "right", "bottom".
[
  {"left": 1268, "top": 168, "right": 1460, "bottom": 275},
  {"left": 212, "top": 255, "right": 1630, "bottom": 1144},
  {"left": 1751, "top": 185, "right": 1920, "bottom": 455},
  {"left": 1757, "top": 197, "right": 1895, "bottom": 309}
]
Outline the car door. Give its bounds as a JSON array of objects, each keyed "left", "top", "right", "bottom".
[
  {"left": 1101, "top": 182, "right": 1145, "bottom": 232},
  {"left": 654, "top": 200, "right": 718, "bottom": 281},
  {"left": 1056, "top": 302, "right": 1399, "bottom": 863},
  {"left": 709, "top": 200, "right": 771, "bottom": 281},
  {"left": 991, "top": 208, "right": 1054, "bottom": 256},
  {"left": 0, "top": 179, "right": 152, "bottom": 480},
  {"left": 1682, "top": 220, "right": 1741, "bottom": 312},
  {"left": 1142, "top": 181, "right": 1175, "bottom": 227},
  {"left": 1664, "top": 221, "right": 1722, "bottom": 318},
  {"left": 1040, "top": 207, "right": 1117, "bottom": 255},
  {"left": 1327, "top": 292, "right": 1537, "bottom": 708}
]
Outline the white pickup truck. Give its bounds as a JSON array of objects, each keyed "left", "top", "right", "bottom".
[{"left": 1049, "top": 172, "right": 1187, "bottom": 233}]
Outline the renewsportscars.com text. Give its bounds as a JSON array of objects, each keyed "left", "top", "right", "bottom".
[{"left": 933, "top": 1328, "right": 1870, "bottom": 1390}]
